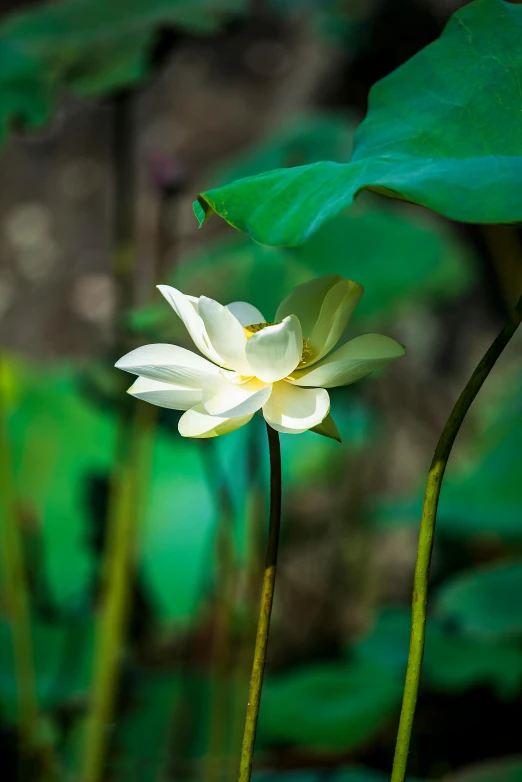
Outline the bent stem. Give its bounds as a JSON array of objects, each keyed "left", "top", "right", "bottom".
[
  {"left": 238, "top": 424, "right": 282, "bottom": 782},
  {"left": 391, "top": 295, "right": 522, "bottom": 782}
]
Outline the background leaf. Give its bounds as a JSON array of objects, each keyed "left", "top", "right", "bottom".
[
  {"left": 354, "top": 607, "right": 522, "bottom": 699},
  {"left": 257, "top": 659, "right": 403, "bottom": 752},
  {"left": 0, "top": 617, "right": 93, "bottom": 723},
  {"left": 434, "top": 561, "right": 522, "bottom": 639},
  {"left": 3, "top": 362, "right": 116, "bottom": 611}
]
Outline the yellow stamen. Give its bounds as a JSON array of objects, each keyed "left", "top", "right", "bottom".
[{"left": 299, "top": 337, "right": 313, "bottom": 366}]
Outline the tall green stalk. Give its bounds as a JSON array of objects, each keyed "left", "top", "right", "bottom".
[
  {"left": 391, "top": 295, "right": 522, "bottom": 782},
  {"left": 238, "top": 424, "right": 282, "bottom": 782}
]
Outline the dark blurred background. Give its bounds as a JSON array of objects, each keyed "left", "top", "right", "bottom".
[{"left": 1, "top": 1, "right": 522, "bottom": 781}]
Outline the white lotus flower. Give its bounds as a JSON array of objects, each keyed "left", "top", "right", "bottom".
[{"left": 116, "top": 275, "right": 404, "bottom": 439}]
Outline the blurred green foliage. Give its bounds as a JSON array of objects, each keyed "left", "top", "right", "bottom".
[
  {"left": 435, "top": 562, "right": 522, "bottom": 639},
  {"left": 355, "top": 608, "right": 522, "bottom": 700},
  {"left": 375, "top": 372, "right": 522, "bottom": 541},
  {"left": 269, "top": 0, "right": 371, "bottom": 48},
  {"left": 0, "top": 616, "right": 93, "bottom": 723},
  {"left": 0, "top": 0, "right": 245, "bottom": 144},
  {"left": 4, "top": 359, "right": 114, "bottom": 609},
  {"left": 257, "top": 659, "right": 403, "bottom": 752}
]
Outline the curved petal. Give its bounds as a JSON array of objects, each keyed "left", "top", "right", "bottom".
[
  {"left": 115, "top": 343, "right": 219, "bottom": 386},
  {"left": 262, "top": 381, "right": 330, "bottom": 434},
  {"left": 275, "top": 275, "right": 341, "bottom": 338},
  {"left": 289, "top": 333, "right": 405, "bottom": 388},
  {"left": 246, "top": 315, "right": 302, "bottom": 383},
  {"left": 308, "top": 278, "right": 364, "bottom": 365},
  {"left": 226, "top": 301, "right": 265, "bottom": 326},
  {"left": 202, "top": 375, "right": 272, "bottom": 417},
  {"left": 178, "top": 405, "right": 253, "bottom": 438},
  {"left": 198, "top": 296, "right": 250, "bottom": 374},
  {"left": 127, "top": 376, "right": 201, "bottom": 410},
  {"left": 157, "top": 285, "right": 222, "bottom": 365}
]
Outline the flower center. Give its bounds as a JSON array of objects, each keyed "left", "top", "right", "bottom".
[{"left": 244, "top": 322, "right": 312, "bottom": 367}]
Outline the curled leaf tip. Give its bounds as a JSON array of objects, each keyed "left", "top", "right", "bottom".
[{"left": 193, "top": 197, "right": 212, "bottom": 227}]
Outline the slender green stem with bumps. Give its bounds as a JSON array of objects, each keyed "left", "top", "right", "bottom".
[
  {"left": 238, "top": 424, "right": 282, "bottom": 782},
  {"left": 391, "top": 294, "right": 522, "bottom": 782}
]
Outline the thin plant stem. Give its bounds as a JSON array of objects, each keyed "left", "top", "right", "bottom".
[
  {"left": 238, "top": 424, "right": 282, "bottom": 782},
  {"left": 391, "top": 294, "right": 522, "bottom": 782}
]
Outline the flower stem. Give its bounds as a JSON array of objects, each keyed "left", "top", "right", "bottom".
[
  {"left": 391, "top": 294, "right": 522, "bottom": 782},
  {"left": 238, "top": 424, "right": 282, "bottom": 782}
]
